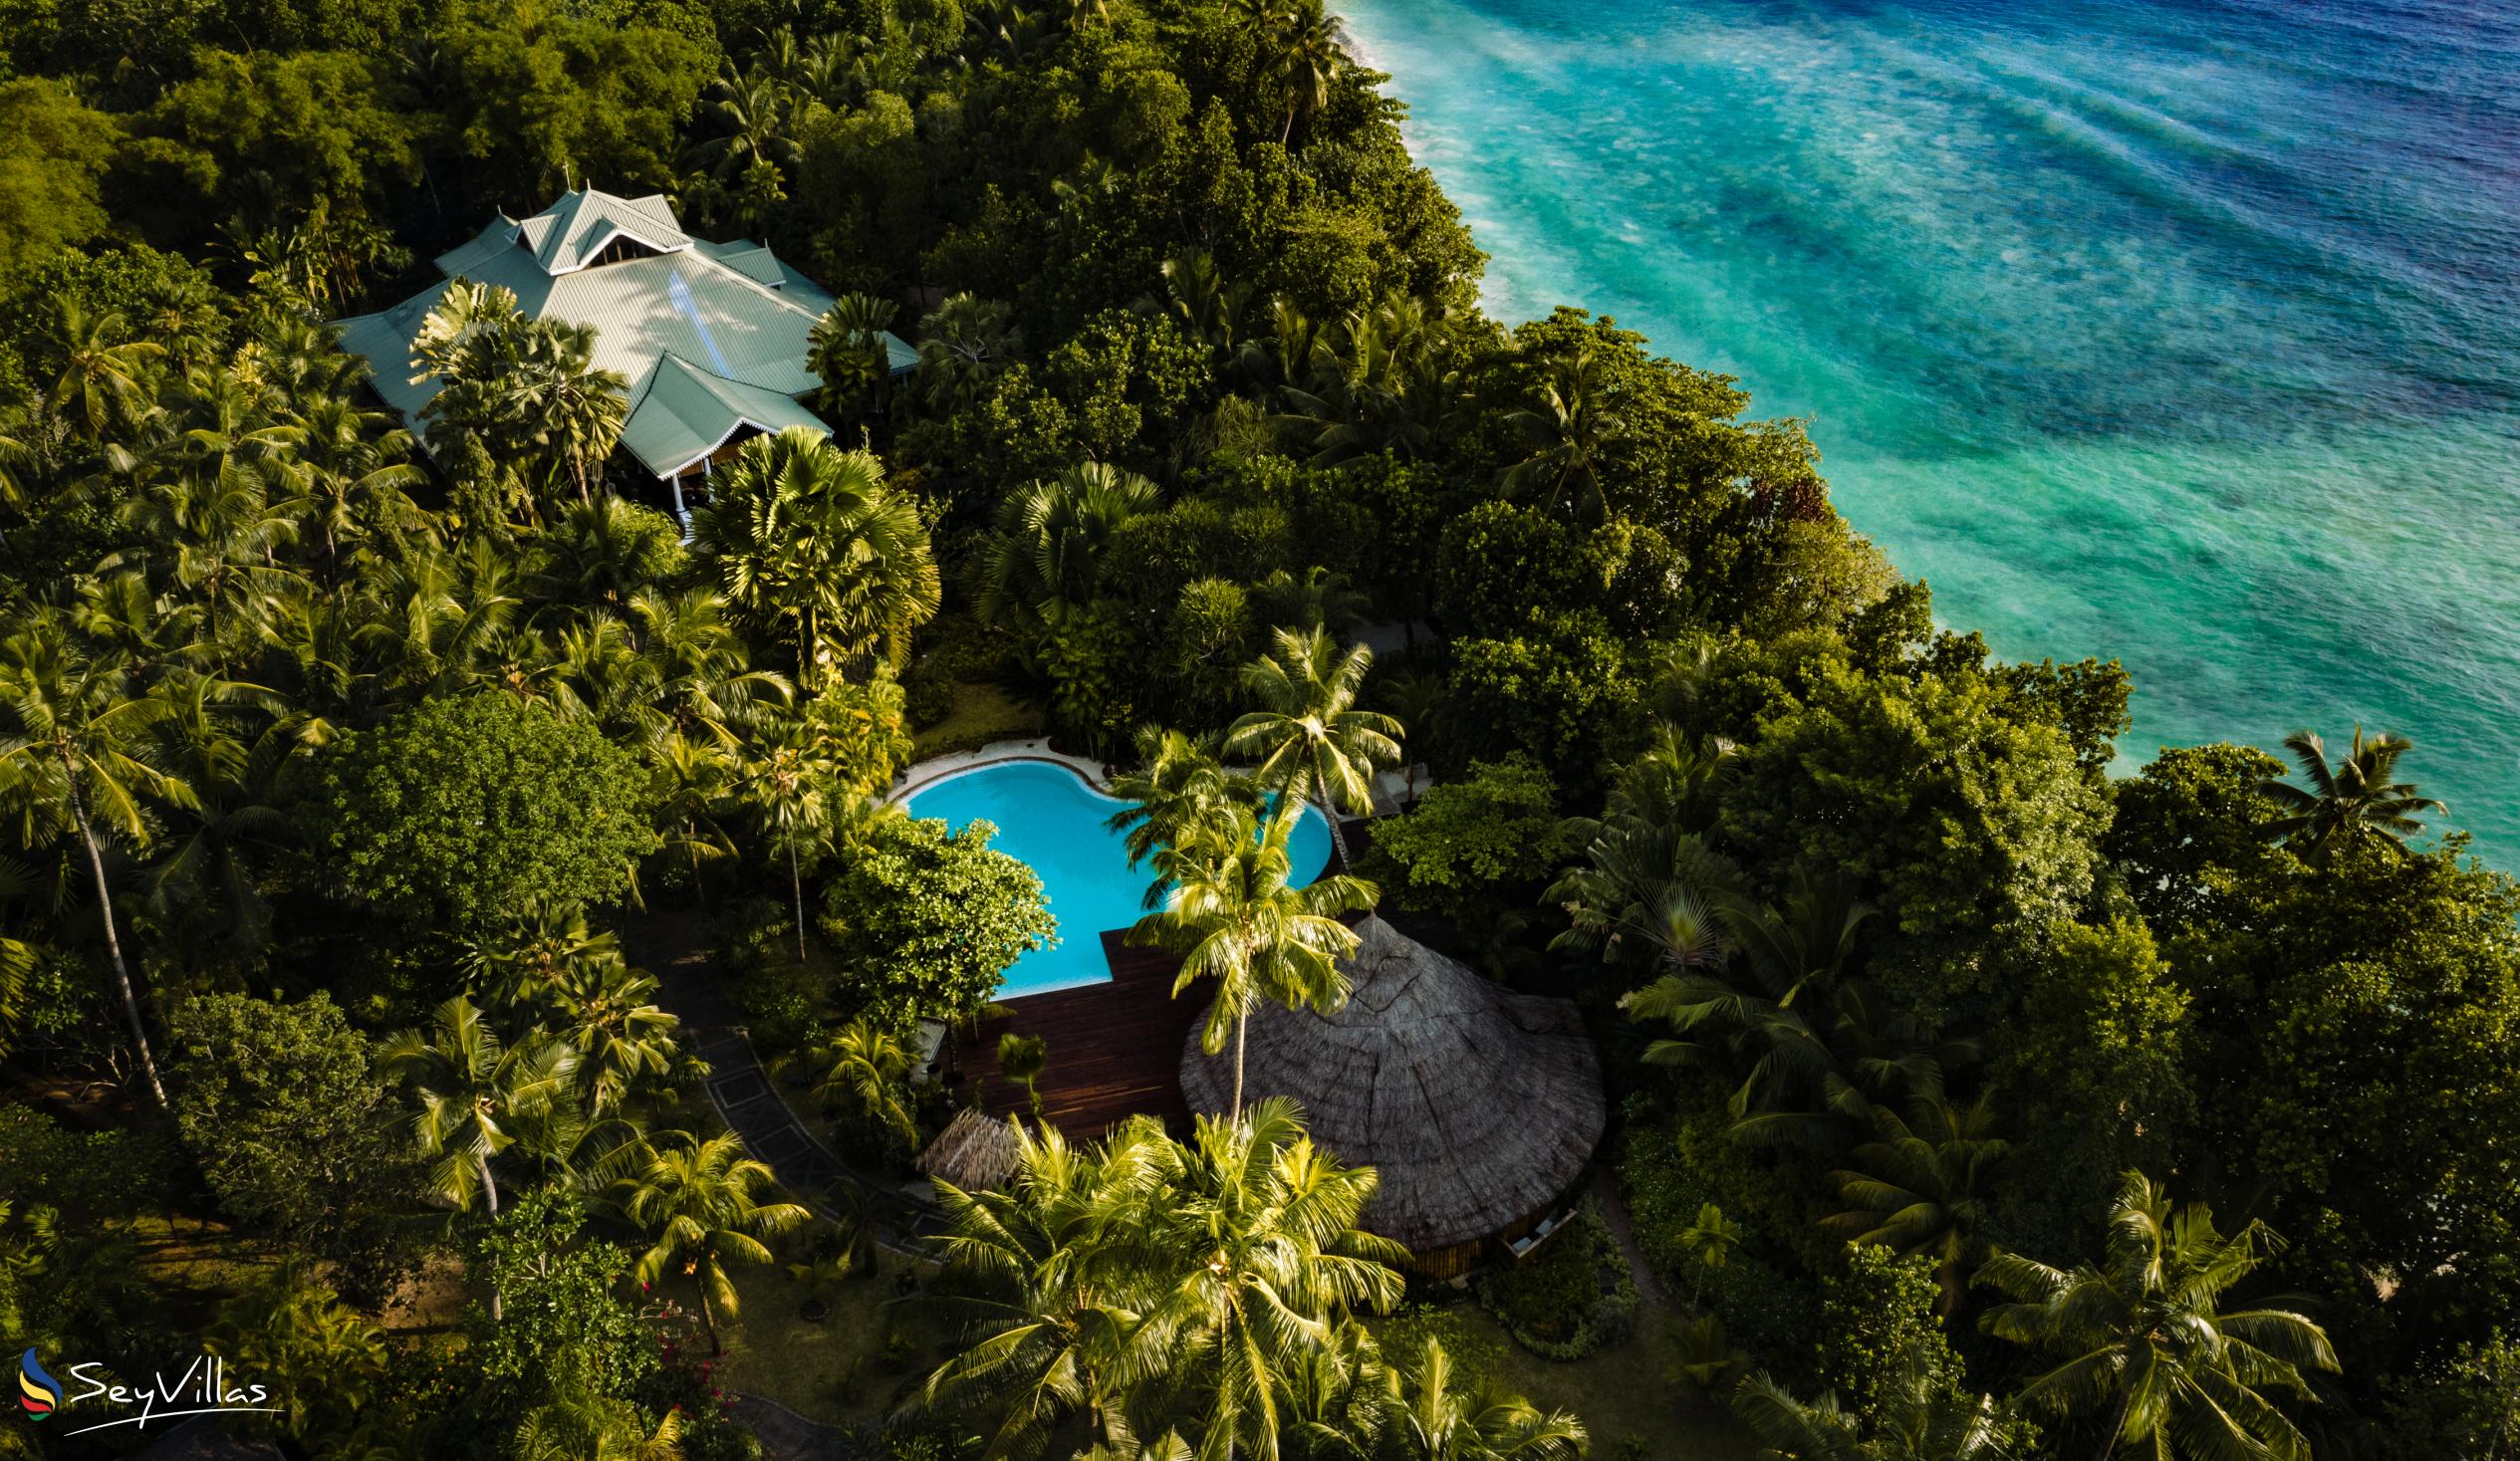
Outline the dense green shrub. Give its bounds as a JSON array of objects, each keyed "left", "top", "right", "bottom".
[
  {"left": 1621, "top": 1124, "right": 1821, "bottom": 1364},
  {"left": 1473, "top": 1203, "right": 1638, "bottom": 1360},
  {"left": 305, "top": 692, "right": 658, "bottom": 932},
  {"left": 1812, "top": 1245, "right": 1962, "bottom": 1427},
  {"left": 716, "top": 896, "right": 825, "bottom": 1058},
  {"left": 818, "top": 817, "right": 1056, "bottom": 1031},
  {"left": 1361, "top": 753, "right": 1579, "bottom": 925}
]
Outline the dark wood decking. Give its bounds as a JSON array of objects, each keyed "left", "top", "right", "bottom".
[{"left": 949, "top": 927, "right": 1203, "bottom": 1138}]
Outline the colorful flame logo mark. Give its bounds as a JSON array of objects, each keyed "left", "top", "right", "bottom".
[{"left": 18, "top": 1349, "right": 60, "bottom": 1420}]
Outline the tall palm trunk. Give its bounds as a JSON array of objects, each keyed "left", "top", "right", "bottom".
[
  {"left": 789, "top": 842, "right": 808, "bottom": 962},
  {"left": 482, "top": 1153, "right": 504, "bottom": 1321},
  {"left": 1231, "top": 1012, "right": 1247, "bottom": 1124},
  {"left": 67, "top": 781, "right": 168, "bottom": 1110},
  {"left": 698, "top": 1259, "right": 723, "bottom": 1355},
  {"left": 1316, "top": 789, "right": 1354, "bottom": 870}
]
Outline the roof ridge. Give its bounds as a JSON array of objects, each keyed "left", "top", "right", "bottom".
[{"left": 672, "top": 248, "right": 827, "bottom": 324}]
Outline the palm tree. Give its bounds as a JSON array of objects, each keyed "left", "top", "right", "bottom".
[
  {"left": 51, "top": 302, "right": 166, "bottom": 439},
  {"left": 1381, "top": 1337, "right": 1587, "bottom": 1461},
  {"left": 813, "top": 1016, "right": 918, "bottom": 1150},
  {"left": 1975, "top": 1170, "right": 2339, "bottom": 1461},
  {"left": 514, "top": 1397, "right": 686, "bottom": 1461},
  {"left": 1825, "top": 1092, "right": 2009, "bottom": 1317},
  {"left": 1503, "top": 347, "right": 1617, "bottom": 524},
  {"left": 917, "top": 1117, "right": 1170, "bottom": 1457},
  {"left": 410, "top": 282, "right": 629, "bottom": 520},
  {"left": 616, "top": 1130, "right": 811, "bottom": 1353},
  {"left": 531, "top": 494, "right": 680, "bottom": 614},
  {"left": 1546, "top": 729, "right": 1752, "bottom": 975},
  {"left": 687, "top": 59, "right": 798, "bottom": 183},
  {"left": 733, "top": 718, "right": 840, "bottom": 961},
  {"left": 378, "top": 997, "right": 577, "bottom": 1317},
  {"left": 1676, "top": 1202, "right": 1741, "bottom": 1307},
  {"left": 998, "top": 1032, "right": 1048, "bottom": 1115},
  {"left": 1104, "top": 726, "right": 1261, "bottom": 876},
  {"left": 973, "top": 463, "right": 1160, "bottom": 636},
  {"left": 690, "top": 426, "right": 940, "bottom": 688},
  {"left": 131, "top": 668, "right": 296, "bottom": 975},
  {"left": 268, "top": 396, "right": 431, "bottom": 588},
  {"left": 378, "top": 997, "right": 578, "bottom": 1223},
  {"left": 544, "top": 961, "right": 681, "bottom": 1114},
  {"left": 506, "top": 321, "right": 629, "bottom": 506},
  {"left": 1238, "top": 0, "right": 1345, "bottom": 145},
  {"left": 0, "top": 615, "right": 198, "bottom": 1108},
  {"left": 1133, "top": 1098, "right": 1408, "bottom": 1460},
  {"left": 1731, "top": 1349, "right": 2009, "bottom": 1461},
  {"left": 1127, "top": 804, "right": 1377, "bottom": 1120},
  {"left": 808, "top": 293, "right": 902, "bottom": 418},
  {"left": 648, "top": 728, "right": 739, "bottom": 901},
  {"left": 1376, "top": 671, "right": 1445, "bottom": 806},
  {"left": 1251, "top": 567, "right": 1369, "bottom": 638},
  {"left": 914, "top": 294, "right": 1023, "bottom": 412},
  {"left": 465, "top": 899, "right": 627, "bottom": 1017},
  {"left": 2258, "top": 726, "right": 2442, "bottom": 857},
  {"left": 626, "top": 588, "right": 793, "bottom": 744},
  {"left": 1223, "top": 624, "right": 1400, "bottom": 868},
  {"left": 1551, "top": 829, "right": 1737, "bottom": 977}
]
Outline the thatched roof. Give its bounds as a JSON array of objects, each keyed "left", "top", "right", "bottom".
[
  {"left": 1178, "top": 917, "right": 1604, "bottom": 1252},
  {"left": 918, "top": 1106, "right": 1023, "bottom": 1191}
]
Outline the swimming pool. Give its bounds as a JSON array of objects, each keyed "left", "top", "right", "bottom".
[{"left": 899, "top": 759, "right": 1334, "bottom": 998}]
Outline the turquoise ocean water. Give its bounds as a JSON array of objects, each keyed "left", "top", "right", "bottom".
[{"left": 1337, "top": 0, "right": 2520, "bottom": 866}]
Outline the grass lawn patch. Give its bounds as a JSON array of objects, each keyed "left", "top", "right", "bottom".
[
  {"left": 708, "top": 1245, "right": 948, "bottom": 1425},
  {"left": 912, "top": 681, "right": 1043, "bottom": 759},
  {"left": 1379, "top": 1299, "right": 1759, "bottom": 1461}
]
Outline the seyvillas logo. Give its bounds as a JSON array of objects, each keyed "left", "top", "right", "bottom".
[
  {"left": 12, "top": 1351, "right": 278, "bottom": 1437},
  {"left": 17, "top": 1350, "right": 60, "bottom": 1420}
]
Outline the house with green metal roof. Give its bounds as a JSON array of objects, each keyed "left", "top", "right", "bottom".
[{"left": 334, "top": 188, "right": 914, "bottom": 519}]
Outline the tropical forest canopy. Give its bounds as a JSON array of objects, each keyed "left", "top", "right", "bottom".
[{"left": 1, "top": 0, "right": 2517, "bottom": 1459}]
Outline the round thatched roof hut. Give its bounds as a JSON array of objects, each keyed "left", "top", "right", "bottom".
[{"left": 1178, "top": 917, "right": 1604, "bottom": 1275}]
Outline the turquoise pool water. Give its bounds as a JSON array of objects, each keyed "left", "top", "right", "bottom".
[
  {"left": 900, "top": 760, "right": 1336, "bottom": 998},
  {"left": 1338, "top": 0, "right": 2520, "bottom": 866}
]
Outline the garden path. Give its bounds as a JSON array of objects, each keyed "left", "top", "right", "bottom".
[
  {"left": 1589, "top": 1167, "right": 1669, "bottom": 1307},
  {"left": 627, "top": 909, "right": 940, "bottom": 1245},
  {"left": 727, "top": 1392, "right": 861, "bottom": 1461}
]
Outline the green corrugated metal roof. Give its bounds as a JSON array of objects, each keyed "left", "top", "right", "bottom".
[
  {"left": 519, "top": 189, "right": 692, "bottom": 274},
  {"left": 690, "top": 238, "right": 787, "bottom": 289},
  {"left": 620, "top": 355, "right": 829, "bottom": 477},
  {"left": 332, "top": 189, "right": 910, "bottom": 479}
]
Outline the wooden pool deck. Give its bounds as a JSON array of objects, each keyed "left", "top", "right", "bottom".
[{"left": 948, "top": 926, "right": 1202, "bottom": 1138}]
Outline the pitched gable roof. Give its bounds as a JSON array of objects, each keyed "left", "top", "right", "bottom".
[
  {"left": 516, "top": 189, "right": 692, "bottom": 275},
  {"left": 620, "top": 355, "right": 830, "bottom": 478}
]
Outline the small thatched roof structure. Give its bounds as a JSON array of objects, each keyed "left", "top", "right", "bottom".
[
  {"left": 918, "top": 1106, "right": 1023, "bottom": 1191},
  {"left": 1179, "top": 917, "right": 1604, "bottom": 1255}
]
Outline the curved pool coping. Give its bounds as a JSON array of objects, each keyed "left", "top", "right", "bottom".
[
  {"left": 888, "top": 738, "right": 1113, "bottom": 805},
  {"left": 888, "top": 738, "right": 1337, "bottom": 868}
]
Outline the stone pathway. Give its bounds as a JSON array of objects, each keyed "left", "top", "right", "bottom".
[
  {"left": 626, "top": 907, "right": 939, "bottom": 1245},
  {"left": 728, "top": 1392, "right": 863, "bottom": 1461},
  {"left": 692, "top": 1024, "right": 938, "bottom": 1244}
]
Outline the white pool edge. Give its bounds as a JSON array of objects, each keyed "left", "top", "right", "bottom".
[{"left": 888, "top": 738, "right": 1112, "bottom": 806}]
